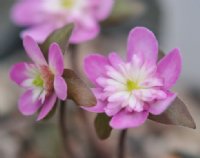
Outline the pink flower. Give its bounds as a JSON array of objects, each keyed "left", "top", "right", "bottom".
[
  {"left": 10, "top": 36, "right": 67, "bottom": 120},
  {"left": 11, "top": 0, "right": 114, "bottom": 44},
  {"left": 83, "top": 27, "right": 182, "bottom": 129}
]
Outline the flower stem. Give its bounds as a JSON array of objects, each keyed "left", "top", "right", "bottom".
[
  {"left": 118, "top": 129, "right": 127, "bottom": 158},
  {"left": 59, "top": 100, "right": 74, "bottom": 158}
]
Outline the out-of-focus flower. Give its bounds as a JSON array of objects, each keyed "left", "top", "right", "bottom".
[
  {"left": 10, "top": 36, "right": 67, "bottom": 120},
  {"left": 83, "top": 27, "right": 182, "bottom": 129},
  {"left": 11, "top": 0, "right": 114, "bottom": 44}
]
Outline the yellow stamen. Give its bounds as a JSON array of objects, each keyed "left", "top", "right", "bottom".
[
  {"left": 126, "top": 80, "right": 140, "bottom": 91},
  {"left": 33, "top": 75, "right": 44, "bottom": 87},
  {"left": 61, "top": 0, "right": 74, "bottom": 8}
]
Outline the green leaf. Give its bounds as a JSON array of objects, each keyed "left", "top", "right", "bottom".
[
  {"left": 40, "top": 23, "right": 74, "bottom": 58},
  {"left": 95, "top": 113, "right": 112, "bottom": 140},
  {"left": 63, "top": 69, "right": 96, "bottom": 107},
  {"left": 149, "top": 97, "right": 196, "bottom": 129}
]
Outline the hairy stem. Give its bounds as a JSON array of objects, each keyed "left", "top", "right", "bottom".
[{"left": 118, "top": 129, "right": 127, "bottom": 158}]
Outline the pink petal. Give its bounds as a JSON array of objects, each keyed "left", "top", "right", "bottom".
[
  {"left": 10, "top": 62, "right": 29, "bottom": 86},
  {"left": 90, "top": 0, "right": 114, "bottom": 21},
  {"left": 110, "top": 110, "right": 149, "bottom": 129},
  {"left": 48, "top": 43, "right": 64, "bottom": 75},
  {"left": 37, "top": 93, "right": 57, "bottom": 121},
  {"left": 91, "top": 88, "right": 106, "bottom": 100},
  {"left": 21, "top": 23, "right": 55, "bottom": 43},
  {"left": 54, "top": 76, "right": 67, "bottom": 100},
  {"left": 134, "top": 89, "right": 167, "bottom": 102},
  {"left": 11, "top": 0, "right": 44, "bottom": 26},
  {"left": 84, "top": 54, "right": 109, "bottom": 84},
  {"left": 18, "top": 90, "right": 41, "bottom": 116},
  {"left": 157, "top": 48, "right": 182, "bottom": 89},
  {"left": 82, "top": 100, "right": 106, "bottom": 113},
  {"left": 23, "top": 36, "right": 47, "bottom": 65},
  {"left": 104, "top": 102, "right": 122, "bottom": 116},
  {"left": 140, "top": 77, "right": 164, "bottom": 87},
  {"left": 108, "top": 52, "right": 123, "bottom": 69},
  {"left": 127, "top": 27, "right": 158, "bottom": 64},
  {"left": 149, "top": 92, "right": 177, "bottom": 115},
  {"left": 70, "top": 23, "right": 100, "bottom": 44},
  {"left": 82, "top": 88, "right": 106, "bottom": 113},
  {"left": 131, "top": 54, "right": 144, "bottom": 68}
]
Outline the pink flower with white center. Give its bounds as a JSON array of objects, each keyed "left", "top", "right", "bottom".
[
  {"left": 10, "top": 36, "right": 67, "bottom": 120},
  {"left": 83, "top": 27, "right": 182, "bottom": 129},
  {"left": 11, "top": 0, "right": 114, "bottom": 44}
]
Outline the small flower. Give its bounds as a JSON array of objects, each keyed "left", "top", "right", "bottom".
[
  {"left": 10, "top": 36, "right": 67, "bottom": 120},
  {"left": 11, "top": 0, "right": 114, "bottom": 44},
  {"left": 83, "top": 27, "right": 182, "bottom": 129}
]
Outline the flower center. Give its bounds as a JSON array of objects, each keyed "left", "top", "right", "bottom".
[
  {"left": 40, "top": 66, "right": 54, "bottom": 94},
  {"left": 126, "top": 80, "right": 140, "bottom": 92},
  {"left": 33, "top": 75, "right": 44, "bottom": 87},
  {"left": 61, "top": 0, "right": 74, "bottom": 8}
]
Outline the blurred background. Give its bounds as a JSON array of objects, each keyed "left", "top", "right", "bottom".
[{"left": 0, "top": 0, "right": 200, "bottom": 158}]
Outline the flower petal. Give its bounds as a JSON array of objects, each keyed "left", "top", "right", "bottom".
[
  {"left": 110, "top": 110, "right": 149, "bottom": 129},
  {"left": 21, "top": 23, "right": 55, "bottom": 43},
  {"left": 10, "top": 62, "right": 29, "bottom": 86},
  {"left": 23, "top": 36, "right": 47, "bottom": 65},
  {"left": 108, "top": 52, "right": 123, "bottom": 69},
  {"left": 149, "top": 92, "right": 177, "bottom": 115},
  {"left": 91, "top": 88, "right": 107, "bottom": 100},
  {"left": 82, "top": 100, "right": 106, "bottom": 113},
  {"left": 134, "top": 89, "right": 167, "bottom": 102},
  {"left": 11, "top": 0, "right": 43, "bottom": 26},
  {"left": 18, "top": 90, "right": 41, "bottom": 116},
  {"left": 82, "top": 88, "right": 106, "bottom": 112},
  {"left": 157, "top": 48, "right": 182, "bottom": 89},
  {"left": 49, "top": 43, "right": 64, "bottom": 75},
  {"left": 54, "top": 76, "right": 67, "bottom": 100},
  {"left": 70, "top": 23, "right": 100, "bottom": 44},
  {"left": 127, "top": 27, "right": 158, "bottom": 64},
  {"left": 90, "top": 0, "right": 114, "bottom": 20},
  {"left": 104, "top": 102, "right": 122, "bottom": 116},
  {"left": 37, "top": 93, "right": 57, "bottom": 121},
  {"left": 84, "top": 54, "right": 109, "bottom": 84}
]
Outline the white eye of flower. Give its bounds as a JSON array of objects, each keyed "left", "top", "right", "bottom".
[
  {"left": 43, "top": 0, "right": 87, "bottom": 12},
  {"left": 96, "top": 54, "right": 166, "bottom": 113}
]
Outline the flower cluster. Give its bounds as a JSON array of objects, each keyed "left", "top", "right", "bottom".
[
  {"left": 84, "top": 27, "right": 182, "bottom": 129},
  {"left": 10, "top": 36, "right": 67, "bottom": 120},
  {"left": 11, "top": 0, "right": 114, "bottom": 43},
  {"left": 9, "top": 0, "right": 186, "bottom": 131}
]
